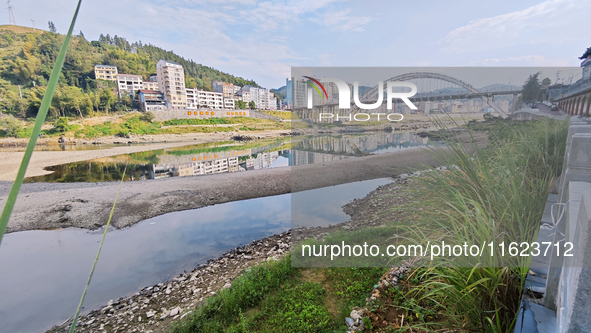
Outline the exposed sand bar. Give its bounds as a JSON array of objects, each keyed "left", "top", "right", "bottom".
[{"left": 0, "top": 131, "right": 289, "bottom": 181}]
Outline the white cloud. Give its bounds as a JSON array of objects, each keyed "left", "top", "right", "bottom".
[
  {"left": 312, "top": 8, "right": 373, "bottom": 32},
  {"left": 239, "top": 0, "right": 342, "bottom": 30},
  {"left": 439, "top": 0, "right": 591, "bottom": 52}
]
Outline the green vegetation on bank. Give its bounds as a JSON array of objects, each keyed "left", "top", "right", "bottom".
[
  {"left": 0, "top": 113, "right": 288, "bottom": 139},
  {"left": 0, "top": 25, "right": 258, "bottom": 119},
  {"left": 172, "top": 255, "right": 386, "bottom": 333}
]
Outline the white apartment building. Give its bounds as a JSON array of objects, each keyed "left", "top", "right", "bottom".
[
  {"left": 236, "top": 91, "right": 251, "bottom": 103},
  {"left": 116, "top": 74, "right": 143, "bottom": 97},
  {"left": 157, "top": 60, "right": 186, "bottom": 110},
  {"left": 224, "top": 97, "right": 235, "bottom": 109},
  {"left": 142, "top": 81, "right": 159, "bottom": 91},
  {"left": 186, "top": 88, "right": 224, "bottom": 109},
  {"left": 94, "top": 65, "right": 118, "bottom": 81},
  {"left": 241, "top": 86, "right": 277, "bottom": 110}
]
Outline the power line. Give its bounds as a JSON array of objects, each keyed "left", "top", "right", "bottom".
[{"left": 7, "top": 0, "right": 16, "bottom": 25}]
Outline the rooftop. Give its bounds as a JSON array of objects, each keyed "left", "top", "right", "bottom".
[{"left": 94, "top": 64, "right": 117, "bottom": 68}]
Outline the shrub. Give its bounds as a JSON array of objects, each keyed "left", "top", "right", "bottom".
[
  {"left": 141, "top": 111, "right": 155, "bottom": 122},
  {"left": 0, "top": 115, "right": 23, "bottom": 137},
  {"left": 53, "top": 117, "right": 71, "bottom": 132}
]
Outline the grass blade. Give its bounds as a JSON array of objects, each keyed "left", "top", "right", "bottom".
[
  {"left": 0, "top": 0, "right": 84, "bottom": 246},
  {"left": 69, "top": 164, "right": 127, "bottom": 332}
]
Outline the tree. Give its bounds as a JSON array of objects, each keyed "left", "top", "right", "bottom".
[
  {"left": 79, "top": 31, "right": 85, "bottom": 39},
  {"left": 248, "top": 101, "right": 256, "bottom": 110},
  {"left": 0, "top": 115, "right": 23, "bottom": 137},
  {"left": 541, "top": 77, "right": 551, "bottom": 86},
  {"left": 522, "top": 72, "right": 541, "bottom": 102},
  {"left": 235, "top": 100, "right": 246, "bottom": 109},
  {"left": 48, "top": 21, "right": 57, "bottom": 33}
]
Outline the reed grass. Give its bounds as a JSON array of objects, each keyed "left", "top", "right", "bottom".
[{"left": 400, "top": 117, "right": 568, "bottom": 331}]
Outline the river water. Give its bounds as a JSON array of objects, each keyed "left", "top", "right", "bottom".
[{"left": 0, "top": 178, "right": 392, "bottom": 333}]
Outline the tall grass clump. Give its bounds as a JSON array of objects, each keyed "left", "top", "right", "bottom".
[{"left": 403, "top": 118, "right": 568, "bottom": 332}]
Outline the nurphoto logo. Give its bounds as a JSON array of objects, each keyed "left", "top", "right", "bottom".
[{"left": 304, "top": 76, "right": 418, "bottom": 122}]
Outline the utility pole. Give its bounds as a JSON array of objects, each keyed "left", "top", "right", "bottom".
[
  {"left": 7, "top": 1, "right": 16, "bottom": 25},
  {"left": 31, "top": 19, "right": 35, "bottom": 32}
]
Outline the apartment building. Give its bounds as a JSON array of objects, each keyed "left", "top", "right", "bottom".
[
  {"left": 157, "top": 60, "right": 186, "bottom": 110},
  {"left": 138, "top": 90, "right": 166, "bottom": 112},
  {"left": 241, "top": 86, "right": 277, "bottom": 110},
  {"left": 224, "top": 97, "right": 235, "bottom": 109},
  {"left": 185, "top": 88, "right": 224, "bottom": 109},
  {"left": 142, "top": 81, "right": 159, "bottom": 91},
  {"left": 116, "top": 74, "right": 143, "bottom": 97},
  {"left": 213, "top": 81, "right": 236, "bottom": 98},
  {"left": 236, "top": 90, "right": 251, "bottom": 103},
  {"left": 94, "top": 65, "right": 118, "bottom": 81}
]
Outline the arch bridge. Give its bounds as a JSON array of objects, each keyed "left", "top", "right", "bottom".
[{"left": 295, "top": 72, "right": 521, "bottom": 121}]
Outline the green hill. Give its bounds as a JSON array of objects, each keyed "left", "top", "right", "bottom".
[{"left": 0, "top": 26, "right": 258, "bottom": 118}]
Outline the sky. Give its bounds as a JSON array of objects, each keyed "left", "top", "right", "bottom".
[{"left": 5, "top": 0, "right": 591, "bottom": 88}]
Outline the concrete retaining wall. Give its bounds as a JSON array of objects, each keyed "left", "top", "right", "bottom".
[{"left": 151, "top": 109, "right": 250, "bottom": 122}]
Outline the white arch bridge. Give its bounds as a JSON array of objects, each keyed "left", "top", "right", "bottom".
[{"left": 294, "top": 72, "right": 522, "bottom": 120}]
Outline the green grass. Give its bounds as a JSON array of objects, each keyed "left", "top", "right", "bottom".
[
  {"left": 171, "top": 254, "right": 389, "bottom": 333},
  {"left": 171, "top": 256, "right": 297, "bottom": 332}
]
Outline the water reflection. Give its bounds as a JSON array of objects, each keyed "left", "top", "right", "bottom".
[{"left": 25, "top": 132, "right": 439, "bottom": 183}]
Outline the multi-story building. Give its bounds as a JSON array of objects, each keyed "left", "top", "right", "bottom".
[
  {"left": 213, "top": 81, "right": 236, "bottom": 98},
  {"left": 286, "top": 78, "right": 292, "bottom": 109},
  {"left": 185, "top": 88, "right": 199, "bottom": 109},
  {"left": 185, "top": 88, "right": 224, "bottom": 109},
  {"left": 157, "top": 60, "right": 186, "bottom": 110},
  {"left": 142, "top": 81, "right": 159, "bottom": 91},
  {"left": 223, "top": 97, "right": 235, "bottom": 109},
  {"left": 116, "top": 74, "right": 143, "bottom": 98},
  {"left": 236, "top": 90, "right": 251, "bottom": 103},
  {"left": 94, "top": 65, "right": 118, "bottom": 81},
  {"left": 138, "top": 90, "right": 166, "bottom": 112}
]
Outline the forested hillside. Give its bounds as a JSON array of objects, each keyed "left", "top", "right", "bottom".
[{"left": 0, "top": 25, "right": 258, "bottom": 118}]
